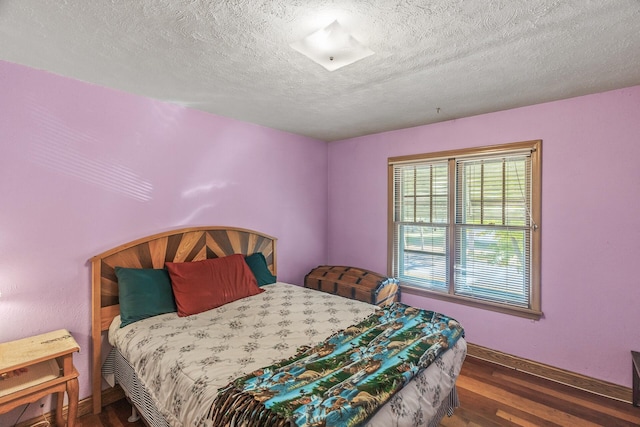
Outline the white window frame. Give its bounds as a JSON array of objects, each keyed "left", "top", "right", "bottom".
[{"left": 388, "top": 140, "right": 542, "bottom": 319}]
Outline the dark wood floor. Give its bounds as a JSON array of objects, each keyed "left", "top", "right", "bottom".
[
  {"left": 75, "top": 398, "right": 146, "bottom": 427},
  {"left": 445, "top": 357, "right": 640, "bottom": 427},
  {"left": 77, "top": 357, "right": 640, "bottom": 426}
]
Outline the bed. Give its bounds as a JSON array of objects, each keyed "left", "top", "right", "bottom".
[{"left": 91, "top": 226, "right": 467, "bottom": 427}]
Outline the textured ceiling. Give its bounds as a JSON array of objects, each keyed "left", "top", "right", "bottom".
[{"left": 1, "top": 1, "right": 639, "bottom": 141}]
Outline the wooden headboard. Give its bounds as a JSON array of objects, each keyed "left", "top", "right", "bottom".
[{"left": 90, "top": 226, "right": 277, "bottom": 414}]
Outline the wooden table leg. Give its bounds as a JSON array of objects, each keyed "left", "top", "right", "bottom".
[
  {"left": 66, "top": 377, "right": 79, "bottom": 426},
  {"left": 54, "top": 377, "right": 79, "bottom": 427},
  {"left": 56, "top": 391, "right": 64, "bottom": 427}
]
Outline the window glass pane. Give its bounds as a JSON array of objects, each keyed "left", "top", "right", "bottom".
[
  {"left": 457, "top": 156, "right": 529, "bottom": 227},
  {"left": 432, "top": 165, "right": 448, "bottom": 223},
  {"left": 482, "top": 161, "right": 504, "bottom": 224},
  {"left": 401, "top": 196, "right": 415, "bottom": 222},
  {"left": 415, "top": 196, "right": 431, "bottom": 222},
  {"left": 415, "top": 173, "right": 431, "bottom": 193},
  {"left": 397, "top": 224, "right": 448, "bottom": 291},
  {"left": 504, "top": 160, "right": 528, "bottom": 226},
  {"left": 454, "top": 226, "right": 529, "bottom": 307},
  {"left": 395, "top": 162, "right": 448, "bottom": 224}
]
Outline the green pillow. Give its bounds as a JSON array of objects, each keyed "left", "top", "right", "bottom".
[
  {"left": 115, "top": 267, "right": 177, "bottom": 327},
  {"left": 244, "top": 253, "right": 277, "bottom": 287}
]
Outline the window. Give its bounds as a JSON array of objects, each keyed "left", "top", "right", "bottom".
[{"left": 388, "top": 140, "right": 541, "bottom": 319}]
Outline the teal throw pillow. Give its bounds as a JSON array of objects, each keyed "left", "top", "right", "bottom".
[
  {"left": 115, "top": 267, "right": 177, "bottom": 327},
  {"left": 245, "top": 253, "right": 277, "bottom": 286}
]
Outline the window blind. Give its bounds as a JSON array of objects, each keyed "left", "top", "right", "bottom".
[
  {"left": 389, "top": 140, "right": 541, "bottom": 317},
  {"left": 392, "top": 161, "right": 449, "bottom": 291},
  {"left": 454, "top": 155, "right": 532, "bottom": 307}
]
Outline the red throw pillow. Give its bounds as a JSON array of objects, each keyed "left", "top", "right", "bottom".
[{"left": 165, "top": 254, "right": 264, "bottom": 317}]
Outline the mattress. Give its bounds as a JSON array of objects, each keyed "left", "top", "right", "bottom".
[{"left": 108, "top": 282, "right": 466, "bottom": 426}]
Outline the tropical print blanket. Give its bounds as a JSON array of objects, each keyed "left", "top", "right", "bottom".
[{"left": 208, "top": 302, "right": 464, "bottom": 427}]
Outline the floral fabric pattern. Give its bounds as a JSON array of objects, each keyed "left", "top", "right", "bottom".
[{"left": 109, "top": 283, "right": 466, "bottom": 427}]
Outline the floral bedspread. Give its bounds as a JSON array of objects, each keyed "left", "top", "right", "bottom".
[
  {"left": 209, "top": 303, "right": 464, "bottom": 427},
  {"left": 108, "top": 283, "right": 467, "bottom": 427}
]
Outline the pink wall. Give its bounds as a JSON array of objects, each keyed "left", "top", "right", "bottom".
[
  {"left": 328, "top": 86, "right": 640, "bottom": 389},
  {"left": 0, "top": 60, "right": 327, "bottom": 422},
  {"left": 1, "top": 57, "right": 638, "bottom": 424}
]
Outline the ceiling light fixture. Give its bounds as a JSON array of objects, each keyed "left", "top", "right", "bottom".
[{"left": 290, "top": 20, "right": 374, "bottom": 71}]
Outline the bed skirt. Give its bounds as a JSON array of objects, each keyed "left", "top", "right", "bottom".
[
  {"left": 103, "top": 349, "right": 460, "bottom": 427},
  {"left": 104, "top": 349, "right": 172, "bottom": 427}
]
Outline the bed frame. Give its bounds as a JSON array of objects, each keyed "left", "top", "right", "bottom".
[{"left": 90, "top": 226, "right": 277, "bottom": 415}]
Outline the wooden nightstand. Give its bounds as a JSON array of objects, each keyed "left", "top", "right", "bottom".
[{"left": 0, "top": 329, "right": 80, "bottom": 426}]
